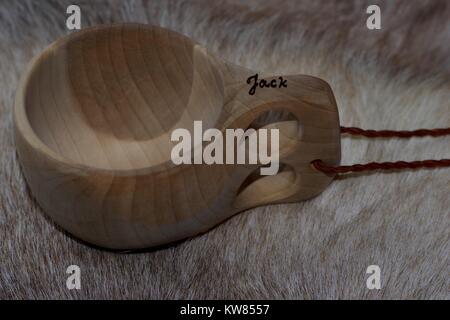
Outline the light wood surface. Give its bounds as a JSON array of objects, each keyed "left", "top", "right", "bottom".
[{"left": 14, "top": 24, "right": 341, "bottom": 249}]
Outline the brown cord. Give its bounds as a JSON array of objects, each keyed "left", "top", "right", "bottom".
[
  {"left": 312, "top": 159, "right": 450, "bottom": 175},
  {"left": 340, "top": 126, "right": 450, "bottom": 138},
  {"left": 311, "top": 126, "right": 450, "bottom": 175}
]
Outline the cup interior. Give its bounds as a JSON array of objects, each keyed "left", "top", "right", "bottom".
[{"left": 22, "top": 24, "right": 224, "bottom": 170}]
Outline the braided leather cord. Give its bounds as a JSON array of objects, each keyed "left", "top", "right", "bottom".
[{"left": 311, "top": 126, "right": 450, "bottom": 175}]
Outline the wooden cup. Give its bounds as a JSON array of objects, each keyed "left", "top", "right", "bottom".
[{"left": 14, "top": 24, "right": 340, "bottom": 249}]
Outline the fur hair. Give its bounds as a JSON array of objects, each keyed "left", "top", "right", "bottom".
[{"left": 0, "top": 0, "right": 448, "bottom": 299}]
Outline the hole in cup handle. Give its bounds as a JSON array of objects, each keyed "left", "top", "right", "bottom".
[
  {"left": 233, "top": 163, "right": 299, "bottom": 210},
  {"left": 233, "top": 118, "right": 302, "bottom": 210}
]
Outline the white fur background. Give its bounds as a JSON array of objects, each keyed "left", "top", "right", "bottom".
[{"left": 0, "top": 0, "right": 449, "bottom": 299}]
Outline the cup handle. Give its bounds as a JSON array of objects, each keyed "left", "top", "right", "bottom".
[{"left": 230, "top": 74, "right": 341, "bottom": 210}]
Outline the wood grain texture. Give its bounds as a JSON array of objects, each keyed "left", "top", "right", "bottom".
[{"left": 15, "top": 24, "right": 340, "bottom": 249}]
